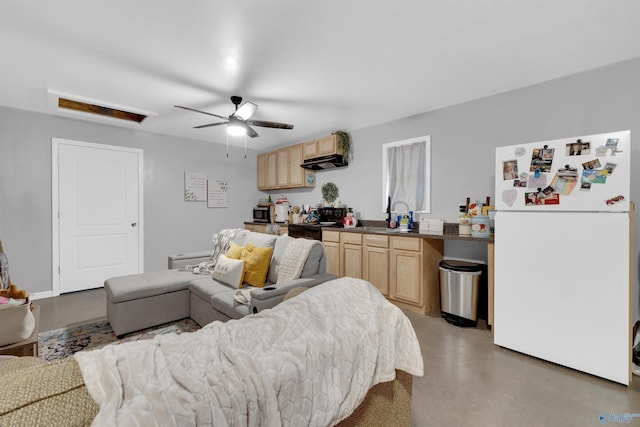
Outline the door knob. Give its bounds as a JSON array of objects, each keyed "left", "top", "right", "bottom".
[{"left": 131, "top": 222, "right": 137, "bottom": 227}]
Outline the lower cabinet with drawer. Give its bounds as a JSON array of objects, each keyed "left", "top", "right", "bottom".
[
  {"left": 322, "top": 230, "right": 341, "bottom": 277},
  {"left": 324, "top": 231, "right": 443, "bottom": 315},
  {"left": 363, "top": 234, "right": 389, "bottom": 296},
  {"left": 340, "top": 232, "right": 363, "bottom": 278},
  {"left": 389, "top": 236, "right": 443, "bottom": 314}
]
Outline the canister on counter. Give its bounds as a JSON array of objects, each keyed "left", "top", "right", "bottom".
[
  {"left": 471, "top": 215, "right": 491, "bottom": 238},
  {"left": 459, "top": 214, "right": 472, "bottom": 236}
]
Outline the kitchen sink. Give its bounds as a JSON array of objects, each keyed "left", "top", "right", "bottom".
[{"left": 362, "top": 226, "right": 418, "bottom": 233}]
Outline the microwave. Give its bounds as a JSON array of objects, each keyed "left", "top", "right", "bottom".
[{"left": 252, "top": 206, "right": 273, "bottom": 223}]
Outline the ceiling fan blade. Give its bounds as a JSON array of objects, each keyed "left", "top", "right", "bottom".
[
  {"left": 228, "top": 116, "right": 259, "bottom": 138},
  {"left": 232, "top": 102, "right": 258, "bottom": 120},
  {"left": 245, "top": 123, "right": 259, "bottom": 138},
  {"left": 174, "top": 105, "right": 227, "bottom": 120},
  {"left": 246, "top": 119, "right": 294, "bottom": 130},
  {"left": 194, "top": 121, "right": 228, "bottom": 129}
]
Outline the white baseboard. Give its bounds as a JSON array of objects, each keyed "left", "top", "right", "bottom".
[{"left": 30, "top": 290, "right": 55, "bottom": 300}]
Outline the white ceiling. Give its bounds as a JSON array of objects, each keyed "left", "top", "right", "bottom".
[{"left": 1, "top": 0, "right": 639, "bottom": 151}]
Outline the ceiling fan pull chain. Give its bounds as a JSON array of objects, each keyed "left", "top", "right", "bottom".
[
  {"left": 244, "top": 134, "right": 247, "bottom": 159},
  {"left": 226, "top": 133, "right": 229, "bottom": 158}
]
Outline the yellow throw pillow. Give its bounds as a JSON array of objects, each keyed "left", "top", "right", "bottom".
[
  {"left": 225, "top": 242, "right": 244, "bottom": 260},
  {"left": 240, "top": 242, "right": 273, "bottom": 288}
]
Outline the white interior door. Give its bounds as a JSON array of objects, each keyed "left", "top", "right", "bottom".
[{"left": 53, "top": 139, "right": 143, "bottom": 294}]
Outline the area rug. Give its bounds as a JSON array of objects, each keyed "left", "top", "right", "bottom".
[{"left": 38, "top": 318, "right": 201, "bottom": 361}]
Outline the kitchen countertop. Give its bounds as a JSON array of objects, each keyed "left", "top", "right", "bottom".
[
  {"left": 245, "top": 220, "right": 492, "bottom": 243},
  {"left": 334, "top": 225, "right": 492, "bottom": 243}
]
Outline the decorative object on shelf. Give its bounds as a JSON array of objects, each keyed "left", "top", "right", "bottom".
[
  {"left": 321, "top": 182, "right": 339, "bottom": 206},
  {"left": 342, "top": 210, "right": 357, "bottom": 228},
  {"left": 305, "top": 170, "right": 316, "bottom": 185},
  {"left": 266, "top": 223, "right": 280, "bottom": 235},
  {"left": 333, "top": 131, "right": 351, "bottom": 164}
]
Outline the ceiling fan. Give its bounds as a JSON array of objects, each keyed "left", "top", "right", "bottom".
[{"left": 175, "top": 96, "right": 294, "bottom": 138}]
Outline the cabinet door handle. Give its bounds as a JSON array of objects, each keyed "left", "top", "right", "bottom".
[{"left": 131, "top": 222, "right": 137, "bottom": 227}]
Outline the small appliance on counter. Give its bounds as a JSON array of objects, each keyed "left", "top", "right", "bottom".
[
  {"left": 274, "top": 194, "right": 289, "bottom": 223},
  {"left": 288, "top": 207, "right": 348, "bottom": 240},
  {"left": 252, "top": 205, "right": 273, "bottom": 223}
]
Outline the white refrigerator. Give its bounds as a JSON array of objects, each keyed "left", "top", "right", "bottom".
[{"left": 493, "top": 130, "right": 632, "bottom": 385}]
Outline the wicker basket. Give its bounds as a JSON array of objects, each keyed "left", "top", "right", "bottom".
[{"left": 0, "top": 298, "right": 35, "bottom": 347}]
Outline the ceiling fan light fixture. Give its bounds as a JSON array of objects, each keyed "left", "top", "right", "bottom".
[
  {"left": 177, "top": 96, "right": 291, "bottom": 139},
  {"left": 227, "top": 123, "right": 246, "bottom": 136}
]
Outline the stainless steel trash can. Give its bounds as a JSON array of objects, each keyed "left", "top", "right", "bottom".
[{"left": 439, "top": 259, "right": 483, "bottom": 327}]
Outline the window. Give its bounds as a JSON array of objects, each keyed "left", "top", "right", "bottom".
[{"left": 382, "top": 135, "right": 431, "bottom": 214}]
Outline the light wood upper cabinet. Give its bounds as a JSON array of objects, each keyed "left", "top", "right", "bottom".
[
  {"left": 257, "top": 144, "right": 315, "bottom": 190},
  {"left": 287, "top": 144, "right": 305, "bottom": 187},
  {"left": 256, "top": 133, "right": 344, "bottom": 190},
  {"left": 266, "top": 152, "right": 277, "bottom": 188},
  {"left": 303, "top": 139, "right": 320, "bottom": 159},
  {"left": 276, "top": 148, "right": 289, "bottom": 187},
  {"left": 303, "top": 134, "right": 343, "bottom": 160},
  {"left": 257, "top": 153, "right": 268, "bottom": 190}
]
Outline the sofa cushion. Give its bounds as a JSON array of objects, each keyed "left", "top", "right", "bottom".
[
  {"left": 300, "top": 243, "right": 324, "bottom": 278},
  {"left": 105, "top": 270, "right": 195, "bottom": 303},
  {"left": 241, "top": 243, "right": 272, "bottom": 287},
  {"left": 267, "top": 235, "right": 294, "bottom": 284},
  {"left": 211, "top": 255, "right": 245, "bottom": 288},
  {"left": 210, "top": 290, "right": 251, "bottom": 319},
  {"left": 188, "top": 277, "right": 236, "bottom": 302},
  {"left": 232, "top": 231, "right": 277, "bottom": 250},
  {"left": 267, "top": 236, "right": 324, "bottom": 283}
]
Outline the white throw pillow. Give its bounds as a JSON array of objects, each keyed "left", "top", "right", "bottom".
[{"left": 212, "top": 254, "right": 245, "bottom": 288}]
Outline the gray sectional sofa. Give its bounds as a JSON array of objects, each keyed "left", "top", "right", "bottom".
[{"left": 105, "top": 230, "right": 336, "bottom": 336}]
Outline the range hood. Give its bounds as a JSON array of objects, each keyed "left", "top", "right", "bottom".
[{"left": 300, "top": 154, "right": 348, "bottom": 170}]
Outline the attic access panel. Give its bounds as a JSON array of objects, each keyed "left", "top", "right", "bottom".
[{"left": 58, "top": 98, "right": 147, "bottom": 123}]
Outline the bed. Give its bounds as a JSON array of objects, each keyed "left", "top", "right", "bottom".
[{"left": 0, "top": 278, "right": 423, "bottom": 426}]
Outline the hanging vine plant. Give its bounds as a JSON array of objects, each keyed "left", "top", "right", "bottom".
[
  {"left": 333, "top": 131, "right": 351, "bottom": 164},
  {"left": 321, "top": 182, "right": 339, "bottom": 205}
]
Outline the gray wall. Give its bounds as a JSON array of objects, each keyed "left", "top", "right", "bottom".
[
  {"left": 0, "top": 108, "right": 261, "bottom": 294},
  {"left": 277, "top": 57, "right": 640, "bottom": 319},
  {"left": 2, "top": 57, "right": 639, "bottom": 319}
]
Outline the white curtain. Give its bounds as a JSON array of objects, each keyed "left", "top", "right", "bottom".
[{"left": 387, "top": 141, "right": 426, "bottom": 212}]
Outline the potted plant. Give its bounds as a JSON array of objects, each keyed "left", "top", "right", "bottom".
[
  {"left": 333, "top": 131, "right": 351, "bottom": 164},
  {"left": 321, "top": 182, "right": 339, "bottom": 206}
]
